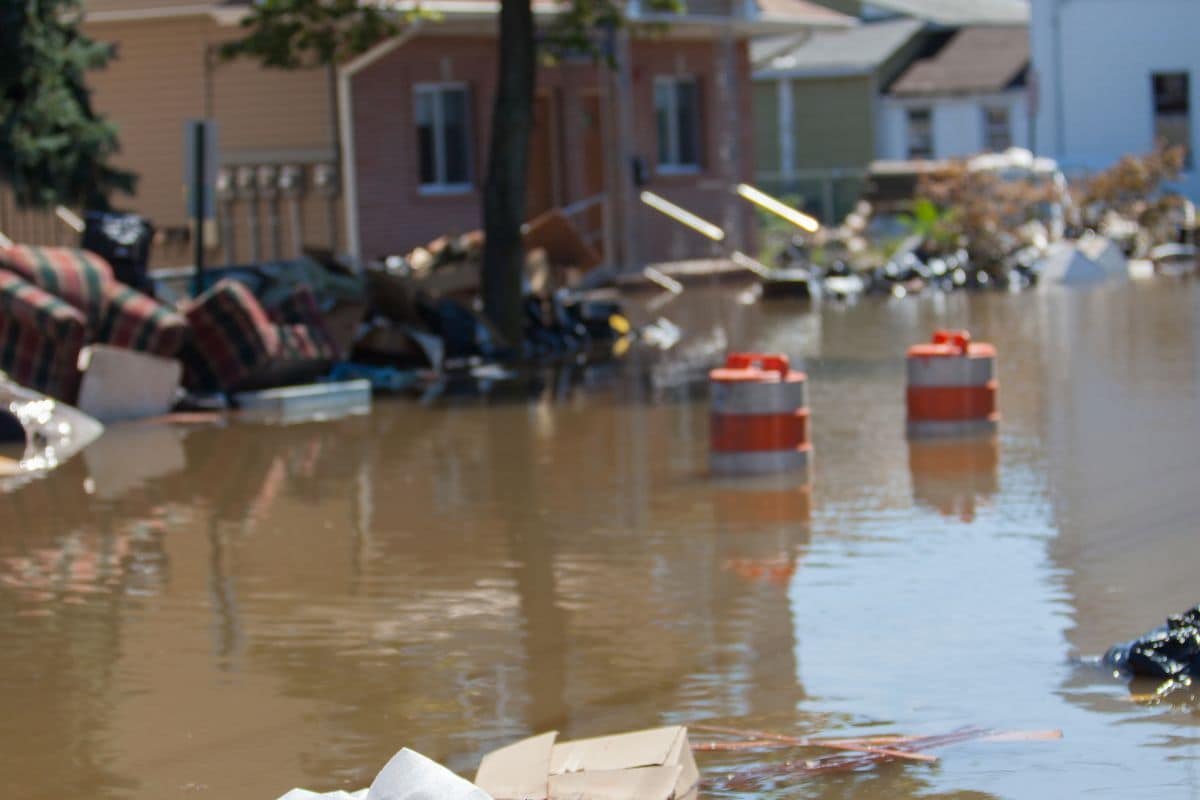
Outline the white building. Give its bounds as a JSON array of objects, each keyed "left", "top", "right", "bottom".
[
  {"left": 1030, "top": 0, "right": 1200, "bottom": 197},
  {"left": 877, "top": 25, "right": 1032, "bottom": 161}
]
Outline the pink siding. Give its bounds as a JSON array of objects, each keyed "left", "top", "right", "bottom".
[{"left": 351, "top": 34, "right": 756, "bottom": 264}]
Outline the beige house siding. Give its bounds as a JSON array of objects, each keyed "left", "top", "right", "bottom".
[
  {"left": 82, "top": 14, "right": 336, "bottom": 265},
  {"left": 86, "top": 0, "right": 235, "bottom": 12}
]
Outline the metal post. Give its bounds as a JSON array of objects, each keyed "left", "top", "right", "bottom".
[
  {"left": 822, "top": 172, "right": 835, "bottom": 226},
  {"left": 718, "top": 29, "right": 743, "bottom": 252},
  {"left": 217, "top": 167, "right": 236, "bottom": 265},
  {"left": 192, "top": 121, "right": 207, "bottom": 297},
  {"left": 614, "top": 29, "right": 639, "bottom": 273}
]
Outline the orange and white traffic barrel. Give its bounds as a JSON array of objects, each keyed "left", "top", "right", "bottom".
[
  {"left": 710, "top": 352, "right": 811, "bottom": 475},
  {"left": 906, "top": 329, "right": 998, "bottom": 438}
]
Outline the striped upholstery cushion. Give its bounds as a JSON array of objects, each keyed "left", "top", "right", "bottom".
[
  {"left": 99, "top": 286, "right": 188, "bottom": 359},
  {"left": 277, "top": 325, "right": 339, "bottom": 361},
  {"left": 0, "top": 245, "right": 113, "bottom": 328},
  {"left": 0, "top": 271, "right": 88, "bottom": 401},
  {"left": 1, "top": 244, "right": 185, "bottom": 361},
  {"left": 267, "top": 285, "right": 340, "bottom": 360},
  {"left": 182, "top": 280, "right": 280, "bottom": 392}
]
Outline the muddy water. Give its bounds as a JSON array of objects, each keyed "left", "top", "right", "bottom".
[{"left": 3, "top": 281, "right": 1200, "bottom": 798}]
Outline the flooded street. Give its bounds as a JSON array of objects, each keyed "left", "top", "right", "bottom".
[{"left": 4, "top": 280, "right": 1200, "bottom": 798}]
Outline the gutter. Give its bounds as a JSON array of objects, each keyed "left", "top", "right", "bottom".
[
  {"left": 754, "top": 64, "right": 875, "bottom": 80},
  {"left": 83, "top": 3, "right": 246, "bottom": 25},
  {"left": 337, "top": 23, "right": 423, "bottom": 267}
]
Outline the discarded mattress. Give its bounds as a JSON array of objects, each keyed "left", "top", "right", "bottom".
[
  {"left": 1105, "top": 604, "right": 1200, "bottom": 682},
  {"left": 0, "top": 370, "right": 103, "bottom": 488}
]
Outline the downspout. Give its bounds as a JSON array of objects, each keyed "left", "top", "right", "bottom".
[
  {"left": 327, "top": 63, "right": 341, "bottom": 251},
  {"left": 337, "top": 68, "right": 361, "bottom": 265},
  {"left": 1052, "top": 0, "right": 1069, "bottom": 159},
  {"left": 337, "top": 23, "right": 423, "bottom": 268}
]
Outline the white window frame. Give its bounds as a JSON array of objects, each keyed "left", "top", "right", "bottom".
[
  {"left": 654, "top": 76, "right": 702, "bottom": 175},
  {"left": 983, "top": 105, "right": 1012, "bottom": 152},
  {"left": 414, "top": 82, "right": 473, "bottom": 195}
]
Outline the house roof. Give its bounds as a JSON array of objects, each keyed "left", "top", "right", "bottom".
[
  {"left": 85, "top": 0, "right": 853, "bottom": 29},
  {"left": 752, "top": 17, "right": 922, "bottom": 77},
  {"left": 863, "top": 0, "right": 1029, "bottom": 27},
  {"left": 889, "top": 25, "right": 1028, "bottom": 95},
  {"left": 753, "top": 0, "right": 858, "bottom": 25}
]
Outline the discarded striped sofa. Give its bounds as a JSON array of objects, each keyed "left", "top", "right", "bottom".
[
  {"left": 180, "top": 279, "right": 339, "bottom": 393},
  {"left": 0, "top": 245, "right": 187, "bottom": 402}
]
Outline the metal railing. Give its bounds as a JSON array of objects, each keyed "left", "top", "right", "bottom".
[{"left": 0, "top": 187, "right": 81, "bottom": 249}]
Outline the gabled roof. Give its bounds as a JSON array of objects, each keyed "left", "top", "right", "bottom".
[
  {"left": 752, "top": 17, "right": 922, "bottom": 77},
  {"left": 863, "top": 0, "right": 1028, "bottom": 27},
  {"left": 889, "top": 25, "right": 1028, "bottom": 95},
  {"left": 85, "top": 0, "right": 853, "bottom": 29},
  {"left": 754, "top": 0, "right": 858, "bottom": 25}
]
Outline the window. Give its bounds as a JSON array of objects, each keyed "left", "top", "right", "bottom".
[
  {"left": 1153, "top": 72, "right": 1192, "bottom": 168},
  {"left": 415, "top": 84, "right": 472, "bottom": 191},
  {"left": 654, "top": 77, "right": 701, "bottom": 172},
  {"left": 983, "top": 107, "right": 1012, "bottom": 152},
  {"left": 906, "top": 108, "right": 933, "bottom": 159}
]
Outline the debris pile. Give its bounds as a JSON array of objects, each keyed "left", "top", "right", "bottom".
[
  {"left": 275, "top": 722, "right": 1061, "bottom": 799},
  {"left": 762, "top": 146, "right": 1197, "bottom": 301},
  {"left": 0, "top": 208, "right": 637, "bottom": 436}
]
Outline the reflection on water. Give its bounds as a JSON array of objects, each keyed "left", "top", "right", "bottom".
[
  {"left": 908, "top": 437, "right": 999, "bottom": 523},
  {"left": 2, "top": 283, "right": 1200, "bottom": 797}
]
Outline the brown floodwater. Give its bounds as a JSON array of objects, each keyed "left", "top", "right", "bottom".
[{"left": 3, "top": 279, "right": 1200, "bottom": 798}]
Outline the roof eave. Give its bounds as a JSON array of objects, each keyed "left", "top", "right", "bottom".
[{"left": 754, "top": 64, "right": 874, "bottom": 80}]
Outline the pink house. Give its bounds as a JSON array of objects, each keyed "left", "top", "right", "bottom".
[{"left": 338, "top": 0, "right": 851, "bottom": 269}]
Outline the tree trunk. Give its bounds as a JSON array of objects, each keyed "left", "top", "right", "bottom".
[{"left": 481, "top": 0, "right": 536, "bottom": 348}]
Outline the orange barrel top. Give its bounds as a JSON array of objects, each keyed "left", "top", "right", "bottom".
[
  {"left": 710, "top": 353, "right": 808, "bottom": 416},
  {"left": 906, "top": 329, "right": 996, "bottom": 388}
]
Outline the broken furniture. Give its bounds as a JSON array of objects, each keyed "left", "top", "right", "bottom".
[
  {"left": 0, "top": 245, "right": 188, "bottom": 402},
  {"left": 181, "top": 279, "right": 341, "bottom": 394}
]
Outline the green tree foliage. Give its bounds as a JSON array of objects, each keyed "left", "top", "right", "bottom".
[
  {"left": 0, "top": 0, "right": 135, "bottom": 210},
  {"left": 218, "top": 0, "right": 410, "bottom": 67}
]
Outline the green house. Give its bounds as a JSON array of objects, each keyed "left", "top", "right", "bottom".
[
  {"left": 752, "top": 17, "right": 926, "bottom": 222},
  {"left": 752, "top": 0, "right": 1030, "bottom": 223}
]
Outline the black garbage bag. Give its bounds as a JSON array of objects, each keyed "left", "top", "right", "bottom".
[
  {"left": 81, "top": 211, "right": 154, "bottom": 292},
  {"left": 1105, "top": 605, "right": 1200, "bottom": 681}
]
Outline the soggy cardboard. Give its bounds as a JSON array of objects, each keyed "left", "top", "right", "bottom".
[
  {"left": 475, "top": 730, "right": 556, "bottom": 799},
  {"left": 476, "top": 726, "right": 699, "bottom": 800}
]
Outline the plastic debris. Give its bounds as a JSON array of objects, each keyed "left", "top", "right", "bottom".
[
  {"left": 0, "top": 370, "right": 104, "bottom": 489},
  {"left": 277, "top": 748, "right": 493, "bottom": 800},
  {"left": 1106, "top": 604, "right": 1200, "bottom": 683}
]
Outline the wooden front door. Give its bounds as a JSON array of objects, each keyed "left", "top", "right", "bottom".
[{"left": 579, "top": 92, "right": 607, "bottom": 243}]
